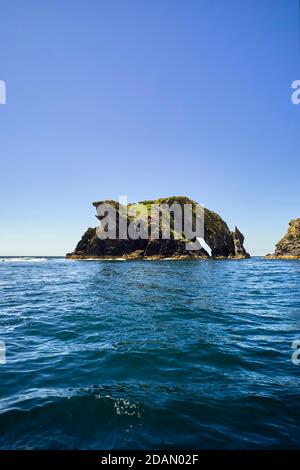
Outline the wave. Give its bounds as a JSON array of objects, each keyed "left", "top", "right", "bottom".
[
  {"left": 79, "top": 258, "right": 127, "bottom": 261},
  {"left": 0, "top": 257, "right": 48, "bottom": 263}
]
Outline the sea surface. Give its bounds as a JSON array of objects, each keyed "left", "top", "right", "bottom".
[{"left": 0, "top": 256, "right": 300, "bottom": 449}]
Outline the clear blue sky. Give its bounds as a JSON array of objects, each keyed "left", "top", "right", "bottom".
[{"left": 0, "top": 0, "right": 299, "bottom": 256}]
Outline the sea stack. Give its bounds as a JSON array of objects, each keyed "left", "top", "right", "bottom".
[
  {"left": 266, "top": 219, "right": 300, "bottom": 259},
  {"left": 66, "top": 196, "right": 250, "bottom": 260}
]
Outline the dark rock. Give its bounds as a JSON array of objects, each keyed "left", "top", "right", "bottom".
[
  {"left": 267, "top": 219, "right": 300, "bottom": 259},
  {"left": 230, "top": 227, "right": 250, "bottom": 258},
  {"left": 66, "top": 196, "right": 250, "bottom": 260}
]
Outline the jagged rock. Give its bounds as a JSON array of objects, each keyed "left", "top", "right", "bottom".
[
  {"left": 229, "top": 227, "right": 249, "bottom": 259},
  {"left": 66, "top": 196, "right": 250, "bottom": 260},
  {"left": 267, "top": 219, "right": 300, "bottom": 259}
]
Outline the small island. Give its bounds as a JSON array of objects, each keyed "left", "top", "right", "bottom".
[
  {"left": 66, "top": 196, "right": 250, "bottom": 260},
  {"left": 266, "top": 219, "right": 300, "bottom": 259}
]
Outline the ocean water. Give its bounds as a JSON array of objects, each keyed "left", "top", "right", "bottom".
[{"left": 0, "top": 256, "right": 300, "bottom": 449}]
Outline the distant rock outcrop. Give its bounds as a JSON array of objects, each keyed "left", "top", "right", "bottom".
[
  {"left": 66, "top": 196, "right": 250, "bottom": 260},
  {"left": 230, "top": 227, "right": 249, "bottom": 259},
  {"left": 266, "top": 219, "right": 300, "bottom": 259}
]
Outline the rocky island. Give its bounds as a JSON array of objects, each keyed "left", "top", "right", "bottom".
[
  {"left": 266, "top": 219, "right": 300, "bottom": 259},
  {"left": 66, "top": 196, "right": 250, "bottom": 260}
]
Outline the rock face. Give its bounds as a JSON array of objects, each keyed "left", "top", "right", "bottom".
[
  {"left": 66, "top": 196, "right": 250, "bottom": 260},
  {"left": 267, "top": 219, "right": 300, "bottom": 259},
  {"left": 230, "top": 227, "right": 249, "bottom": 259}
]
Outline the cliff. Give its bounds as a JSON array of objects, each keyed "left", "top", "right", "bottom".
[
  {"left": 66, "top": 196, "right": 250, "bottom": 260},
  {"left": 266, "top": 219, "right": 300, "bottom": 259}
]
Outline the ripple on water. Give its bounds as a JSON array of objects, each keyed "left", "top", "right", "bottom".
[{"left": 0, "top": 257, "right": 300, "bottom": 449}]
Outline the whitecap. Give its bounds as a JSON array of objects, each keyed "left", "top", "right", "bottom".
[
  {"left": 0, "top": 257, "right": 48, "bottom": 263},
  {"left": 79, "top": 258, "right": 127, "bottom": 261}
]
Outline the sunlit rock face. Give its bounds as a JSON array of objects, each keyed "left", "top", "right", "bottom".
[
  {"left": 66, "top": 196, "right": 250, "bottom": 260},
  {"left": 267, "top": 219, "right": 300, "bottom": 259}
]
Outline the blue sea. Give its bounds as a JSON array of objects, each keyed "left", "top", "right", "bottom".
[{"left": 0, "top": 256, "right": 300, "bottom": 449}]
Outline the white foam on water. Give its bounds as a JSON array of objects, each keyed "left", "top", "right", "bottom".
[
  {"left": 0, "top": 257, "right": 48, "bottom": 263},
  {"left": 79, "top": 258, "right": 127, "bottom": 261}
]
